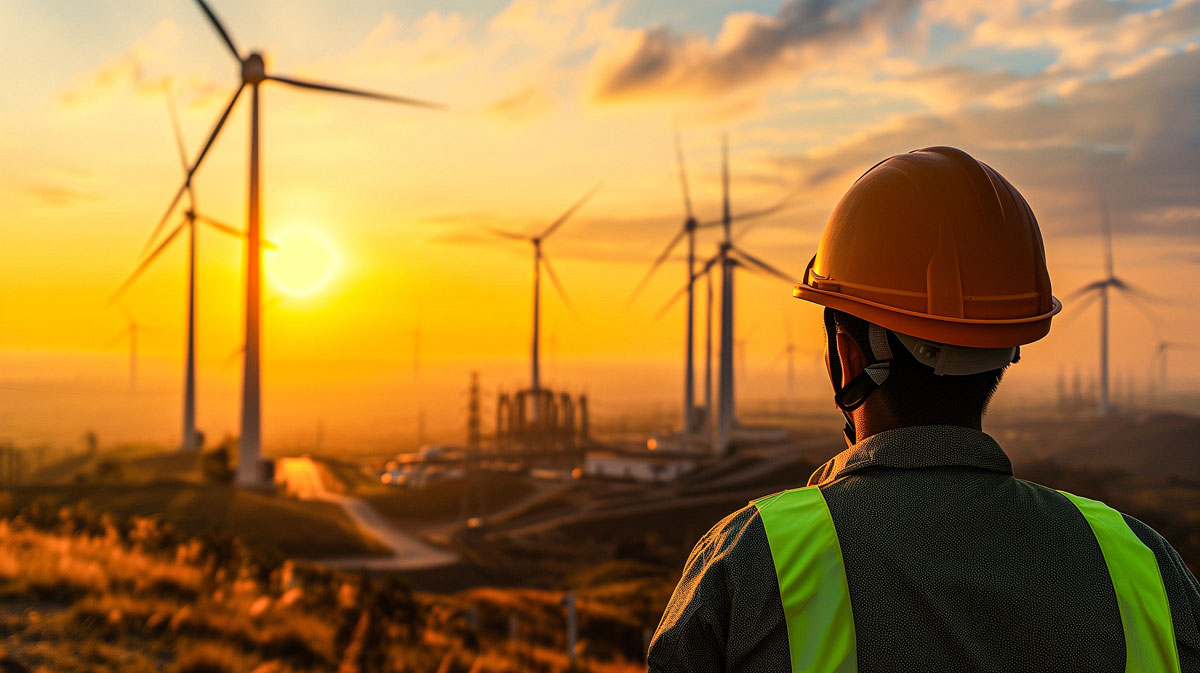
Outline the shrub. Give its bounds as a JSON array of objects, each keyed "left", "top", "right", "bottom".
[{"left": 202, "top": 445, "right": 234, "bottom": 484}]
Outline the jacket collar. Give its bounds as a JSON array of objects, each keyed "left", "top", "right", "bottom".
[{"left": 808, "top": 424, "right": 1013, "bottom": 486}]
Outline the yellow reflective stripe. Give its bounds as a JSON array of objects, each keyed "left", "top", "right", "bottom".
[
  {"left": 754, "top": 487, "right": 857, "bottom": 673},
  {"left": 1059, "top": 491, "right": 1181, "bottom": 673}
]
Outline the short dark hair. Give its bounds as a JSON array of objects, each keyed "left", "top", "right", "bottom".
[{"left": 831, "top": 310, "right": 1006, "bottom": 423}]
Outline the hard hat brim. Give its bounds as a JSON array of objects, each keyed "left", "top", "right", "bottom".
[{"left": 794, "top": 281, "right": 1062, "bottom": 349}]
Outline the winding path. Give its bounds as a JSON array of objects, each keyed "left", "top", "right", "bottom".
[{"left": 275, "top": 456, "right": 459, "bottom": 571}]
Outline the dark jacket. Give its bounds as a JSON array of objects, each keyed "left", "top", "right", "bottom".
[{"left": 648, "top": 425, "right": 1200, "bottom": 672}]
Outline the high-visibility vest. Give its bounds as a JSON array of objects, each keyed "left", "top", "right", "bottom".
[{"left": 752, "top": 487, "right": 1180, "bottom": 673}]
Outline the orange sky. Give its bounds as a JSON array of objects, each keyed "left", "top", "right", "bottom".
[{"left": 2, "top": 1, "right": 1199, "bottom": 450}]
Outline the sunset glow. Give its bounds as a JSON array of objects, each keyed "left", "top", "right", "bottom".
[
  {"left": 266, "top": 228, "right": 340, "bottom": 297},
  {"left": 1, "top": 0, "right": 1198, "bottom": 451}
]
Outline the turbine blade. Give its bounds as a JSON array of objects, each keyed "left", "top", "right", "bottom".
[
  {"left": 112, "top": 221, "right": 187, "bottom": 303},
  {"left": 654, "top": 254, "right": 720, "bottom": 321},
  {"left": 1100, "top": 195, "right": 1114, "bottom": 279},
  {"left": 653, "top": 284, "right": 690, "bottom": 322},
  {"left": 165, "top": 85, "right": 189, "bottom": 174},
  {"left": 165, "top": 86, "right": 198, "bottom": 213},
  {"left": 1111, "top": 277, "right": 1165, "bottom": 304},
  {"left": 197, "top": 214, "right": 241, "bottom": 238},
  {"left": 625, "top": 227, "right": 687, "bottom": 309},
  {"left": 673, "top": 124, "right": 694, "bottom": 220},
  {"left": 194, "top": 0, "right": 241, "bottom": 60},
  {"left": 539, "top": 182, "right": 602, "bottom": 240},
  {"left": 106, "top": 329, "right": 131, "bottom": 348},
  {"left": 267, "top": 75, "right": 444, "bottom": 109},
  {"left": 1064, "top": 281, "right": 1108, "bottom": 302},
  {"left": 488, "top": 227, "right": 529, "bottom": 241},
  {"left": 541, "top": 255, "right": 576, "bottom": 317},
  {"left": 140, "top": 85, "right": 243, "bottom": 258},
  {"left": 1117, "top": 285, "right": 1164, "bottom": 325},
  {"left": 1058, "top": 288, "right": 1102, "bottom": 328},
  {"left": 196, "top": 214, "right": 278, "bottom": 249},
  {"left": 698, "top": 199, "right": 790, "bottom": 229},
  {"left": 731, "top": 245, "right": 793, "bottom": 283},
  {"left": 721, "top": 133, "right": 731, "bottom": 236}
]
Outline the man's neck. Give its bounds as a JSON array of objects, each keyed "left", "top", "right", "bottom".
[{"left": 851, "top": 401, "right": 982, "bottom": 442}]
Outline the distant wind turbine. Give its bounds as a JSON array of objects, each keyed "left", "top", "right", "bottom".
[
  {"left": 489, "top": 185, "right": 600, "bottom": 420},
  {"left": 657, "top": 136, "right": 795, "bottom": 453},
  {"left": 109, "top": 306, "right": 140, "bottom": 392},
  {"left": 774, "top": 318, "right": 797, "bottom": 400},
  {"left": 111, "top": 87, "right": 268, "bottom": 451},
  {"left": 137, "top": 0, "right": 441, "bottom": 486},
  {"left": 629, "top": 128, "right": 789, "bottom": 435},
  {"left": 1154, "top": 341, "right": 1191, "bottom": 402},
  {"left": 1064, "top": 199, "right": 1157, "bottom": 416}
]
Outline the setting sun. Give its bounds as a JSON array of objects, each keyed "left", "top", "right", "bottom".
[{"left": 266, "top": 228, "right": 340, "bottom": 297}]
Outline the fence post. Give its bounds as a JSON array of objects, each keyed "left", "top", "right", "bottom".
[{"left": 563, "top": 591, "right": 577, "bottom": 667}]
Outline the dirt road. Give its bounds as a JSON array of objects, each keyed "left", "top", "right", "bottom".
[{"left": 275, "top": 456, "right": 459, "bottom": 571}]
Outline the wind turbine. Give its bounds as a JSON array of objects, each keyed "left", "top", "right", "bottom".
[
  {"left": 110, "top": 307, "right": 140, "bottom": 393},
  {"left": 1064, "top": 199, "right": 1156, "bottom": 416},
  {"left": 703, "top": 265, "right": 715, "bottom": 430},
  {"left": 1153, "top": 341, "right": 1191, "bottom": 402},
  {"left": 657, "top": 136, "right": 795, "bottom": 454},
  {"left": 137, "top": 0, "right": 441, "bottom": 486},
  {"left": 112, "top": 88, "right": 264, "bottom": 451},
  {"left": 489, "top": 185, "right": 600, "bottom": 420},
  {"left": 629, "top": 129, "right": 789, "bottom": 435},
  {"left": 774, "top": 318, "right": 797, "bottom": 401}
]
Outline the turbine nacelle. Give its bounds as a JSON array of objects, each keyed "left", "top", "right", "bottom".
[{"left": 241, "top": 52, "right": 267, "bottom": 84}]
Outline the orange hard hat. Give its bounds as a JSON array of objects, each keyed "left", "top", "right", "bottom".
[{"left": 794, "top": 146, "right": 1061, "bottom": 349}]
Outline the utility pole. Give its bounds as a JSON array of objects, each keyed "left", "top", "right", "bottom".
[
  {"left": 467, "top": 372, "right": 481, "bottom": 451},
  {"left": 563, "top": 592, "right": 578, "bottom": 667}
]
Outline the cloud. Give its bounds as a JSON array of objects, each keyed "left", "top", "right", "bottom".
[
  {"left": 967, "top": 0, "right": 1200, "bottom": 73},
  {"left": 349, "top": 10, "right": 475, "bottom": 75},
  {"left": 26, "top": 185, "right": 101, "bottom": 207},
  {"left": 588, "top": 0, "right": 922, "bottom": 103},
  {"left": 882, "top": 65, "right": 1052, "bottom": 113},
  {"left": 59, "top": 20, "right": 180, "bottom": 109},
  {"left": 766, "top": 47, "right": 1200, "bottom": 239}
]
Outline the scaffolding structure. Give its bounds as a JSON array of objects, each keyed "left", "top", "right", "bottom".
[{"left": 494, "top": 388, "right": 589, "bottom": 454}]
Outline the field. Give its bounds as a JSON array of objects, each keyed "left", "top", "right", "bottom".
[
  {"left": 0, "top": 512, "right": 652, "bottom": 672},
  {"left": 0, "top": 482, "right": 387, "bottom": 560},
  {"left": 0, "top": 411, "right": 1197, "bottom": 671}
]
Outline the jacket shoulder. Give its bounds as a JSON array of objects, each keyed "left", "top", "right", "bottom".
[{"left": 648, "top": 503, "right": 788, "bottom": 672}]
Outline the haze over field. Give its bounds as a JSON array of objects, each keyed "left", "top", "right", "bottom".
[{"left": 2, "top": 0, "right": 1199, "bottom": 449}]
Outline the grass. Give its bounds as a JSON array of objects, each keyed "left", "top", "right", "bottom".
[
  {"left": 0, "top": 519, "right": 653, "bottom": 673},
  {"left": 0, "top": 481, "right": 388, "bottom": 559},
  {"left": 363, "top": 473, "right": 536, "bottom": 525}
]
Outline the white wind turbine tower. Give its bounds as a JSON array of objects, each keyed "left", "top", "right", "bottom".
[
  {"left": 112, "top": 88, "right": 266, "bottom": 451},
  {"left": 628, "top": 128, "right": 702, "bottom": 435},
  {"left": 136, "top": 0, "right": 441, "bottom": 486},
  {"left": 775, "top": 318, "right": 797, "bottom": 402},
  {"left": 657, "top": 136, "right": 795, "bottom": 454},
  {"left": 111, "top": 307, "right": 140, "bottom": 393},
  {"left": 1064, "top": 199, "right": 1156, "bottom": 416},
  {"left": 1153, "top": 341, "right": 1191, "bottom": 403},
  {"left": 488, "top": 185, "right": 600, "bottom": 420},
  {"left": 628, "top": 128, "right": 785, "bottom": 435}
]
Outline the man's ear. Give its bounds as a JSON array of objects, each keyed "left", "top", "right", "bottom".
[{"left": 835, "top": 330, "right": 867, "bottom": 389}]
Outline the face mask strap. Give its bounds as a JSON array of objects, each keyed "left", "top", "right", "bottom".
[{"left": 825, "top": 310, "right": 893, "bottom": 445}]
